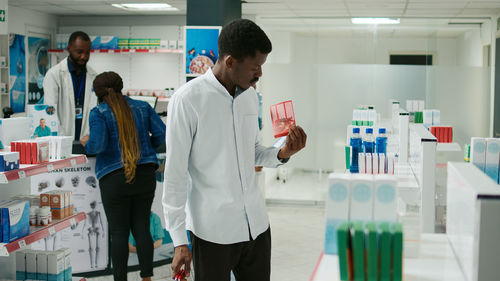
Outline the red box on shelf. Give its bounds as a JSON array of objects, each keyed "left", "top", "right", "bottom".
[{"left": 270, "top": 100, "right": 295, "bottom": 138}]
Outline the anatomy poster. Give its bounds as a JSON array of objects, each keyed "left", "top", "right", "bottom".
[
  {"left": 30, "top": 159, "right": 109, "bottom": 273},
  {"left": 9, "top": 34, "right": 26, "bottom": 113},
  {"left": 185, "top": 26, "right": 220, "bottom": 76},
  {"left": 27, "top": 36, "right": 50, "bottom": 104}
]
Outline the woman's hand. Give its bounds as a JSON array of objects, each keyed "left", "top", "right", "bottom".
[{"left": 80, "top": 135, "right": 90, "bottom": 147}]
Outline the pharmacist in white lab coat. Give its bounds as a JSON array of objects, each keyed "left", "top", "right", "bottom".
[{"left": 43, "top": 31, "right": 98, "bottom": 141}]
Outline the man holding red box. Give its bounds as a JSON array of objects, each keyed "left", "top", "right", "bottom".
[{"left": 163, "top": 19, "right": 307, "bottom": 281}]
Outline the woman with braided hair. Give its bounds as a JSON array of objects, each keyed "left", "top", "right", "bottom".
[{"left": 81, "top": 71, "right": 166, "bottom": 281}]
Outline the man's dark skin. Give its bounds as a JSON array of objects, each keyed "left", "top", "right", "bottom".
[
  {"left": 170, "top": 51, "right": 307, "bottom": 281},
  {"left": 67, "top": 37, "right": 91, "bottom": 75}
]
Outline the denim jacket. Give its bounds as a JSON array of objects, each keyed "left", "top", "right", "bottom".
[{"left": 85, "top": 97, "right": 166, "bottom": 179}]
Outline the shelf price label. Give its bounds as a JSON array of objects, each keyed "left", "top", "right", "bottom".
[
  {"left": 70, "top": 218, "right": 76, "bottom": 226},
  {"left": 70, "top": 159, "right": 77, "bottom": 167},
  {"left": 18, "top": 240, "right": 26, "bottom": 249},
  {"left": 18, "top": 171, "right": 26, "bottom": 179},
  {"left": 48, "top": 227, "right": 56, "bottom": 236},
  {"left": 47, "top": 164, "right": 54, "bottom": 172}
]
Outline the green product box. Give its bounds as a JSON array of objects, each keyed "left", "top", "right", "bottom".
[
  {"left": 351, "top": 222, "right": 365, "bottom": 281},
  {"left": 414, "top": 112, "right": 423, "bottom": 123},
  {"left": 345, "top": 146, "right": 350, "bottom": 170},
  {"left": 464, "top": 144, "right": 471, "bottom": 162},
  {"left": 351, "top": 120, "right": 357, "bottom": 125},
  {"left": 379, "top": 222, "right": 391, "bottom": 281},
  {"left": 149, "top": 38, "right": 160, "bottom": 49},
  {"left": 368, "top": 121, "right": 374, "bottom": 126},
  {"left": 391, "top": 223, "right": 403, "bottom": 281},
  {"left": 118, "top": 38, "right": 129, "bottom": 49},
  {"left": 337, "top": 222, "right": 352, "bottom": 281},
  {"left": 365, "top": 222, "right": 378, "bottom": 281},
  {"left": 129, "top": 38, "right": 150, "bottom": 49}
]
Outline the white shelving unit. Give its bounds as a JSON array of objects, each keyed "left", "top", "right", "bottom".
[
  {"left": 0, "top": 154, "right": 88, "bottom": 279},
  {"left": 0, "top": 34, "right": 8, "bottom": 111},
  {"left": 0, "top": 154, "right": 87, "bottom": 183}
]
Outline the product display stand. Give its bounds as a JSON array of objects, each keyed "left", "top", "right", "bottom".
[
  {"left": 310, "top": 234, "right": 465, "bottom": 281},
  {"left": 0, "top": 155, "right": 88, "bottom": 279}
]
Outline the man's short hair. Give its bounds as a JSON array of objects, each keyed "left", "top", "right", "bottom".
[
  {"left": 40, "top": 118, "right": 45, "bottom": 121},
  {"left": 218, "top": 19, "right": 272, "bottom": 61},
  {"left": 68, "top": 31, "right": 91, "bottom": 45}
]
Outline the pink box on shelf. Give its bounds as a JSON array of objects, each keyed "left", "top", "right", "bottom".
[{"left": 270, "top": 100, "right": 296, "bottom": 138}]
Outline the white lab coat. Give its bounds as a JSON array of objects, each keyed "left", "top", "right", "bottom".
[{"left": 43, "top": 57, "right": 98, "bottom": 140}]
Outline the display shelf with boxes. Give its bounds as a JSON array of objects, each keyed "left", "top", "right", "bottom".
[
  {"left": 310, "top": 234, "right": 466, "bottom": 281},
  {"left": 48, "top": 48, "right": 183, "bottom": 54},
  {"left": 0, "top": 155, "right": 87, "bottom": 184},
  {"left": 0, "top": 212, "right": 86, "bottom": 257}
]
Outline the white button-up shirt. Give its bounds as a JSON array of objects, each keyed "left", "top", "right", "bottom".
[{"left": 162, "top": 68, "right": 283, "bottom": 246}]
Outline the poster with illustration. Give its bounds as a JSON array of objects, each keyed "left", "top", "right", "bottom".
[
  {"left": 127, "top": 154, "right": 175, "bottom": 267},
  {"left": 9, "top": 34, "right": 26, "bottom": 113},
  {"left": 185, "top": 26, "right": 220, "bottom": 76},
  {"left": 30, "top": 159, "right": 109, "bottom": 274},
  {"left": 27, "top": 36, "right": 50, "bottom": 104},
  {"left": 27, "top": 104, "right": 59, "bottom": 137}
]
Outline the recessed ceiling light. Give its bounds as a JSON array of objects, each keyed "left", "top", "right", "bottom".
[
  {"left": 351, "top": 18, "right": 400, "bottom": 25},
  {"left": 112, "top": 3, "right": 179, "bottom": 11}
]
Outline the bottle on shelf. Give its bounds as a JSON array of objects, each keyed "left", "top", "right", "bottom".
[
  {"left": 363, "top": 128, "right": 375, "bottom": 154},
  {"left": 350, "top": 127, "right": 362, "bottom": 173},
  {"left": 376, "top": 128, "right": 388, "bottom": 155}
]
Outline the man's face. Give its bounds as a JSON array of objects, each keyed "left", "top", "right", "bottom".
[
  {"left": 230, "top": 51, "right": 267, "bottom": 91},
  {"left": 40, "top": 119, "right": 45, "bottom": 128},
  {"left": 67, "top": 37, "right": 91, "bottom": 68}
]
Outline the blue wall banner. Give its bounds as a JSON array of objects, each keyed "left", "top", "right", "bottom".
[
  {"left": 9, "top": 34, "right": 26, "bottom": 113},
  {"left": 27, "top": 36, "right": 49, "bottom": 104}
]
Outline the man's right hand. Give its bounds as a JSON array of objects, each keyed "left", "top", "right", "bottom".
[{"left": 172, "top": 245, "right": 191, "bottom": 280}]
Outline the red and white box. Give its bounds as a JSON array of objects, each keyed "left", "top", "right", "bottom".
[{"left": 270, "top": 100, "right": 296, "bottom": 138}]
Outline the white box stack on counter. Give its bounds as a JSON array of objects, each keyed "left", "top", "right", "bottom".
[
  {"left": 0, "top": 117, "right": 31, "bottom": 148},
  {"left": 324, "top": 174, "right": 399, "bottom": 255},
  {"left": 324, "top": 174, "right": 351, "bottom": 254},
  {"left": 14, "top": 248, "right": 72, "bottom": 281}
]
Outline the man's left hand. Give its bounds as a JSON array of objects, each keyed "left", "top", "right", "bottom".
[{"left": 278, "top": 124, "right": 307, "bottom": 160}]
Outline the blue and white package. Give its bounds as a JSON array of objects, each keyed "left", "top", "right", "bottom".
[
  {"left": 26, "top": 250, "right": 37, "bottom": 281},
  {"left": 0, "top": 151, "right": 19, "bottom": 171},
  {"left": 485, "top": 138, "right": 500, "bottom": 183},
  {"left": 350, "top": 174, "right": 374, "bottom": 221},
  {"left": 48, "top": 250, "right": 65, "bottom": 281},
  {"left": 325, "top": 174, "right": 351, "bottom": 254},
  {"left": 37, "top": 251, "right": 48, "bottom": 281},
  {"left": 99, "top": 36, "right": 118, "bottom": 49},
  {"left": 90, "top": 35, "right": 100, "bottom": 50},
  {"left": 1, "top": 200, "right": 30, "bottom": 242},
  {"left": 61, "top": 248, "right": 71, "bottom": 281},
  {"left": 16, "top": 250, "right": 27, "bottom": 281}
]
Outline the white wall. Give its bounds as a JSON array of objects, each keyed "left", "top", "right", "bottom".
[
  {"left": 457, "top": 29, "right": 483, "bottom": 66},
  {"left": 258, "top": 27, "right": 488, "bottom": 171},
  {"left": 8, "top": 5, "right": 57, "bottom": 38}
]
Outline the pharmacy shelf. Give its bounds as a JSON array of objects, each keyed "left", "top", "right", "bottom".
[
  {"left": 436, "top": 142, "right": 461, "bottom": 152},
  {"left": 157, "top": 97, "right": 171, "bottom": 102},
  {"left": 48, "top": 48, "right": 183, "bottom": 54},
  {"left": 0, "top": 212, "right": 86, "bottom": 256},
  {"left": 310, "top": 234, "right": 465, "bottom": 281},
  {"left": 0, "top": 155, "right": 88, "bottom": 184}
]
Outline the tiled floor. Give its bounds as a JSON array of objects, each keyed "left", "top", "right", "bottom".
[{"left": 86, "top": 205, "right": 325, "bottom": 281}]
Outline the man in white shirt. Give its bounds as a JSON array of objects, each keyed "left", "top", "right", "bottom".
[{"left": 162, "top": 19, "right": 307, "bottom": 281}]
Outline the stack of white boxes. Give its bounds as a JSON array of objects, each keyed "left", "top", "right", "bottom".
[
  {"left": 16, "top": 248, "right": 71, "bottom": 281},
  {"left": 471, "top": 137, "right": 500, "bottom": 184},
  {"left": 324, "top": 174, "right": 398, "bottom": 254}
]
